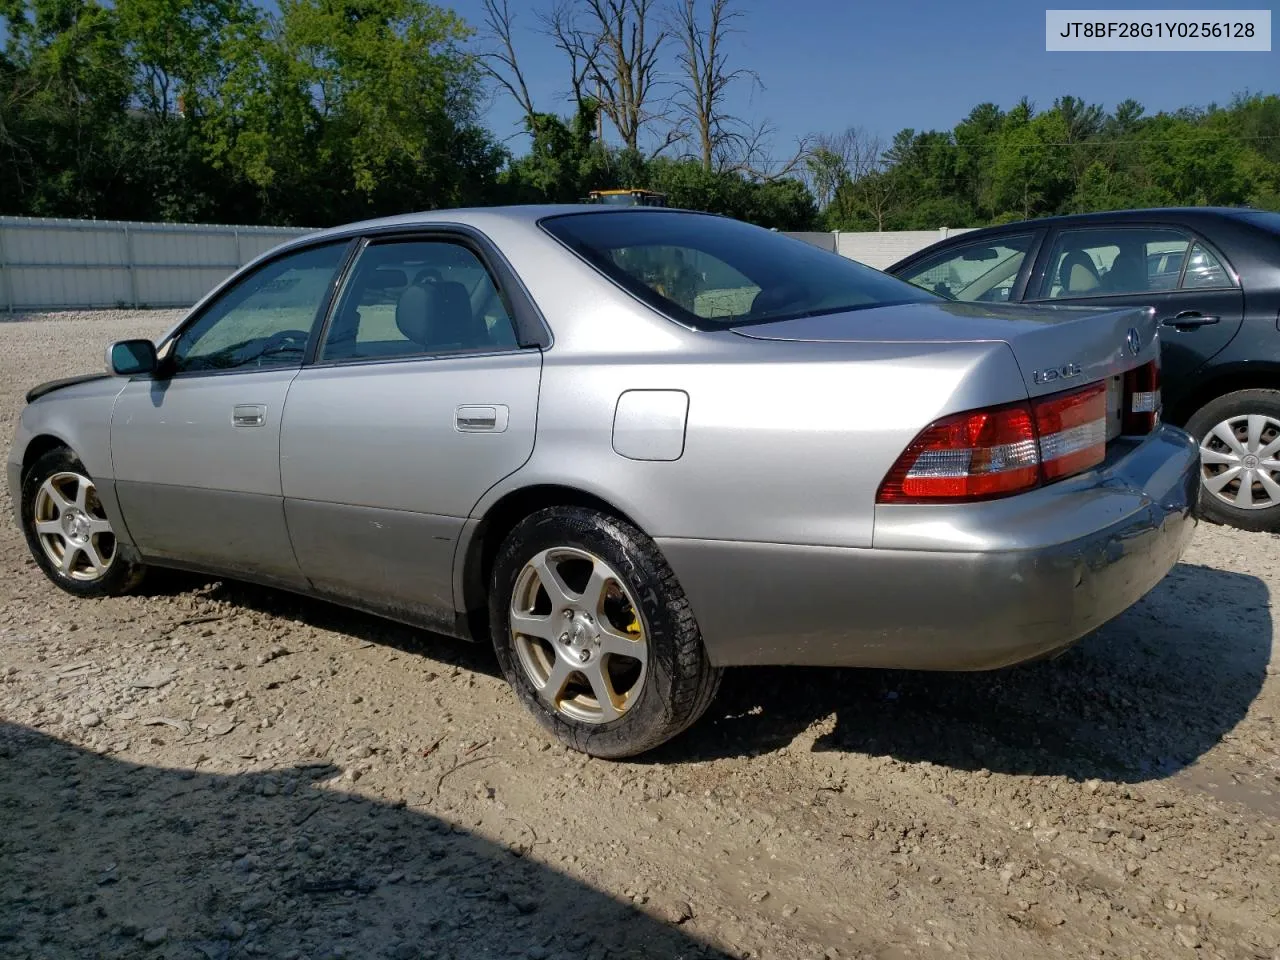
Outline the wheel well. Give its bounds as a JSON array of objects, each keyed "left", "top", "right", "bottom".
[
  {"left": 460, "top": 484, "right": 641, "bottom": 636},
  {"left": 21, "top": 435, "right": 69, "bottom": 478},
  {"left": 1167, "top": 367, "right": 1280, "bottom": 427}
]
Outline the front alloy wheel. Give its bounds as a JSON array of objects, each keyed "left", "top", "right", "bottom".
[
  {"left": 21, "top": 446, "right": 146, "bottom": 597},
  {"left": 32, "top": 471, "right": 118, "bottom": 580}
]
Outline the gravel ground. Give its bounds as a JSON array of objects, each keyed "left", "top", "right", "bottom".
[{"left": 2, "top": 309, "right": 1280, "bottom": 960}]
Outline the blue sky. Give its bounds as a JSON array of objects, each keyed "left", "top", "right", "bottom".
[{"left": 445, "top": 0, "right": 1278, "bottom": 164}]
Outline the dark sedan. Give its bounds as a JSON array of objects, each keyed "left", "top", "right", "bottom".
[{"left": 888, "top": 207, "right": 1280, "bottom": 532}]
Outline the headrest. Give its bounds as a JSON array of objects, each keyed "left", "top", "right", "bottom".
[
  {"left": 394, "top": 280, "right": 487, "bottom": 350},
  {"left": 1058, "top": 251, "right": 1099, "bottom": 294}
]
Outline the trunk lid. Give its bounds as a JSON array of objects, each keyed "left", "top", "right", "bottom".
[{"left": 730, "top": 299, "right": 1160, "bottom": 400}]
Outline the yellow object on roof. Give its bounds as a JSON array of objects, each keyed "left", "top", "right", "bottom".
[{"left": 586, "top": 189, "right": 668, "bottom": 207}]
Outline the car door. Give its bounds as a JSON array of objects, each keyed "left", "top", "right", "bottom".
[
  {"left": 893, "top": 230, "right": 1047, "bottom": 304},
  {"left": 1025, "top": 224, "right": 1245, "bottom": 403},
  {"left": 279, "top": 234, "right": 541, "bottom": 630},
  {"left": 110, "top": 239, "right": 353, "bottom": 585}
]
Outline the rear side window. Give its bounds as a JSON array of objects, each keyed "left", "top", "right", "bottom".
[
  {"left": 320, "top": 240, "right": 518, "bottom": 361},
  {"left": 897, "top": 235, "right": 1034, "bottom": 303},
  {"left": 541, "top": 211, "right": 934, "bottom": 329},
  {"left": 1038, "top": 227, "right": 1192, "bottom": 300},
  {"left": 1180, "top": 242, "right": 1235, "bottom": 289}
]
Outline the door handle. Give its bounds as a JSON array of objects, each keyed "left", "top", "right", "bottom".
[
  {"left": 1160, "top": 311, "right": 1220, "bottom": 330},
  {"left": 455, "top": 404, "right": 509, "bottom": 433},
  {"left": 232, "top": 404, "right": 266, "bottom": 427}
]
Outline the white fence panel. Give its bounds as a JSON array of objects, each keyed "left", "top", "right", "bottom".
[
  {"left": 0, "top": 216, "right": 315, "bottom": 312},
  {"left": 833, "top": 228, "right": 976, "bottom": 269},
  {"left": 1, "top": 215, "right": 981, "bottom": 313}
]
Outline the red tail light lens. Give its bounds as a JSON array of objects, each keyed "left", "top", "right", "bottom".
[
  {"left": 1123, "top": 359, "right": 1161, "bottom": 435},
  {"left": 1036, "top": 382, "right": 1107, "bottom": 480},
  {"left": 877, "top": 382, "right": 1111, "bottom": 504},
  {"left": 877, "top": 402, "right": 1039, "bottom": 503}
]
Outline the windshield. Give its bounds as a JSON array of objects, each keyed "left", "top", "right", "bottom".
[{"left": 541, "top": 211, "right": 936, "bottom": 329}]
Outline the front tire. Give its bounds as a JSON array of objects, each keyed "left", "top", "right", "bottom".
[
  {"left": 20, "top": 447, "right": 146, "bottom": 597},
  {"left": 489, "top": 506, "right": 721, "bottom": 759},
  {"left": 1185, "top": 389, "right": 1280, "bottom": 532}
]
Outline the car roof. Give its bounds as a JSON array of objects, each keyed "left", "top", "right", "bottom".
[
  {"left": 947, "top": 206, "right": 1263, "bottom": 236},
  {"left": 278, "top": 203, "right": 696, "bottom": 249}
]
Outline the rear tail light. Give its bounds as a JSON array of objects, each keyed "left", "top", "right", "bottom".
[
  {"left": 877, "top": 382, "right": 1109, "bottom": 504},
  {"left": 1123, "top": 359, "right": 1161, "bottom": 434},
  {"left": 1036, "top": 382, "right": 1107, "bottom": 480},
  {"left": 877, "top": 403, "right": 1040, "bottom": 502}
]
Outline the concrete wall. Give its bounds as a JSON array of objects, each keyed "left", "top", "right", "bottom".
[
  {"left": 830, "top": 228, "right": 976, "bottom": 268},
  {"left": 0, "top": 216, "right": 315, "bottom": 312},
  {"left": 0, "top": 215, "right": 976, "bottom": 312}
]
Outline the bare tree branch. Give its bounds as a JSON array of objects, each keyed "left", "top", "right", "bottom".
[
  {"left": 804, "top": 127, "right": 884, "bottom": 207},
  {"left": 733, "top": 118, "right": 810, "bottom": 181},
  {"left": 671, "top": 0, "right": 758, "bottom": 171},
  {"left": 579, "top": 0, "right": 672, "bottom": 154},
  {"left": 475, "top": 0, "right": 536, "bottom": 131},
  {"left": 539, "top": 0, "right": 603, "bottom": 115}
]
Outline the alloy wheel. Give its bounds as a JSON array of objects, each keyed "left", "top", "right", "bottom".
[
  {"left": 509, "top": 546, "right": 648, "bottom": 724},
  {"left": 31, "top": 471, "right": 117, "bottom": 581},
  {"left": 1200, "top": 414, "right": 1280, "bottom": 510}
]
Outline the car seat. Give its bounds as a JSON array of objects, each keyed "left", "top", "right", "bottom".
[{"left": 1057, "top": 250, "right": 1100, "bottom": 296}]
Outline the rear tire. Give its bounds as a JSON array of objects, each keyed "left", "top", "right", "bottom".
[
  {"left": 489, "top": 506, "right": 721, "bottom": 759},
  {"left": 1185, "top": 389, "right": 1280, "bottom": 533},
  {"left": 20, "top": 447, "right": 147, "bottom": 598}
]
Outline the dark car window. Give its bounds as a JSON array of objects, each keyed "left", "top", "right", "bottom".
[
  {"left": 171, "top": 242, "right": 347, "bottom": 373},
  {"left": 1038, "top": 227, "right": 1192, "bottom": 300},
  {"left": 320, "top": 240, "right": 518, "bottom": 361},
  {"left": 541, "top": 211, "right": 935, "bottom": 329},
  {"left": 1180, "top": 242, "right": 1235, "bottom": 289},
  {"left": 896, "top": 235, "right": 1035, "bottom": 303}
]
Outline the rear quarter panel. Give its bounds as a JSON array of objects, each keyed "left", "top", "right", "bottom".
[{"left": 474, "top": 333, "right": 1030, "bottom": 549}]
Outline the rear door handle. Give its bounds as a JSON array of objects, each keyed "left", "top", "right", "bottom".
[
  {"left": 232, "top": 404, "right": 266, "bottom": 427},
  {"left": 455, "top": 404, "right": 509, "bottom": 433},
  {"left": 1160, "top": 311, "right": 1220, "bottom": 330}
]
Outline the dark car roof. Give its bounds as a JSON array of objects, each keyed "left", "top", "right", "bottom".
[
  {"left": 887, "top": 207, "right": 1280, "bottom": 271},
  {"left": 986, "top": 207, "right": 1263, "bottom": 228}
]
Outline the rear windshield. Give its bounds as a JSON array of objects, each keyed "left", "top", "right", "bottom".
[{"left": 541, "top": 210, "right": 935, "bottom": 329}]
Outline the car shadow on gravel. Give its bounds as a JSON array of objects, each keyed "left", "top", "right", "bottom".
[
  {"left": 660, "top": 562, "right": 1271, "bottom": 783},
  {"left": 0, "top": 721, "right": 727, "bottom": 960}
]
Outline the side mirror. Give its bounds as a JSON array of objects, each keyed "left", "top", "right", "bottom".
[{"left": 106, "top": 339, "right": 157, "bottom": 376}]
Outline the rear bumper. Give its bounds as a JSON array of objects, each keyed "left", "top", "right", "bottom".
[{"left": 658, "top": 424, "right": 1200, "bottom": 670}]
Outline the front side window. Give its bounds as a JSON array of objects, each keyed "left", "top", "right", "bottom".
[
  {"left": 541, "top": 211, "right": 934, "bottom": 329},
  {"left": 320, "top": 240, "right": 518, "bottom": 361},
  {"left": 897, "top": 235, "right": 1034, "bottom": 303},
  {"left": 1038, "top": 227, "right": 1191, "bottom": 300},
  {"left": 171, "top": 242, "right": 347, "bottom": 373}
]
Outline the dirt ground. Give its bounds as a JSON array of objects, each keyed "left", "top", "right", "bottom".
[{"left": 2, "top": 310, "right": 1279, "bottom": 960}]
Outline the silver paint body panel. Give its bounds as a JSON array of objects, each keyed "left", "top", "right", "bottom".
[
  {"left": 612, "top": 389, "right": 689, "bottom": 461},
  {"left": 6, "top": 205, "right": 1197, "bottom": 670},
  {"left": 279, "top": 352, "right": 541, "bottom": 622},
  {"left": 109, "top": 369, "right": 305, "bottom": 584}
]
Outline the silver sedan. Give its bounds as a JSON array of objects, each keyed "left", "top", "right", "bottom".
[{"left": 7, "top": 206, "right": 1200, "bottom": 757}]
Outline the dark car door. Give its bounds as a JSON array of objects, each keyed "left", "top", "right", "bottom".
[{"left": 1023, "top": 223, "right": 1245, "bottom": 407}]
